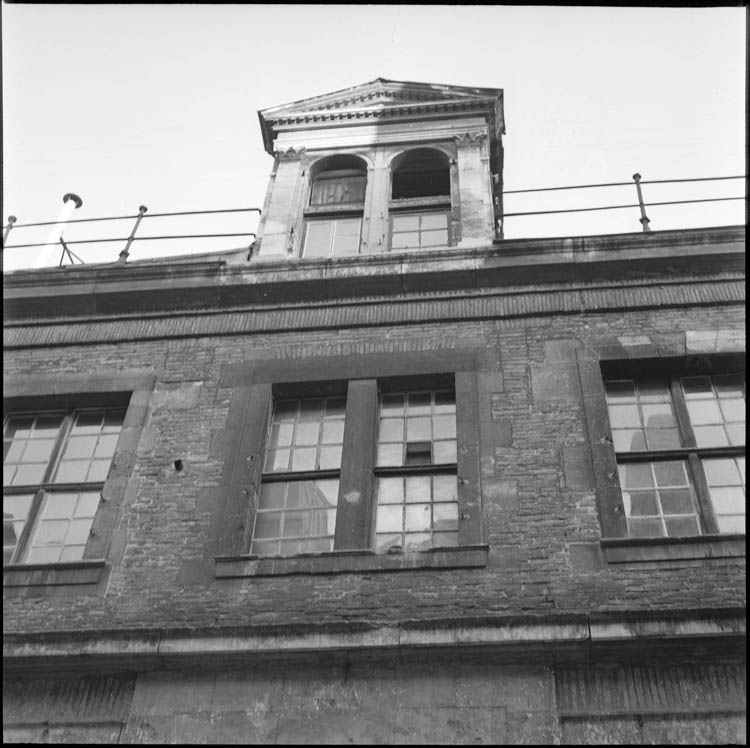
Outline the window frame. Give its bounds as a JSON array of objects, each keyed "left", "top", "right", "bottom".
[
  {"left": 578, "top": 351, "right": 745, "bottom": 562},
  {"left": 388, "top": 208, "right": 452, "bottom": 252},
  {"left": 3, "top": 407, "right": 125, "bottom": 565},
  {"left": 214, "top": 350, "right": 489, "bottom": 577},
  {"left": 603, "top": 364, "right": 744, "bottom": 540},
  {"left": 3, "top": 371, "right": 154, "bottom": 589},
  {"left": 301, "top": 214, "right": 363, "bottom": 259}
]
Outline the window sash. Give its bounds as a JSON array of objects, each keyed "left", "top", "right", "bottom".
[
  {"left": 302, "top": 217, "right": 362, "bottom": 258},
  {"left": 3, "top": 409, "right": 123, "bottom": 564},
  {"left": 605, "top": 373, "right": 745, "bottom": 538},
  {"left": 250, "top": 382, "right": 460, "bottom": 557},
  {"left": 390, "top": 212, "right": 450, "bottom": 251}
]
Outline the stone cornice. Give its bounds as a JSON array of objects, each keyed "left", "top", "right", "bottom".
[
  {"left": 3, "top": 609, "right": 744, "bottom": 674},
  {"left": 2, "top": 226, "right": 744, "bottom": 330}
]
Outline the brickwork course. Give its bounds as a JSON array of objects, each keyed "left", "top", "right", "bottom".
[{"left": 2, "top": 80, "right": 746, "bottom": 744}]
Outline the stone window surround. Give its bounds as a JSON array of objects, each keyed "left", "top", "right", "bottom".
[
  {"left": 213, "top": 347, "right": 492, "bottom": 577},
  {"left": 578, "top": 345, "right": 745, "bottom": 564},
  {"left": 3, "top": 371, "right": 155, "bottom": 591},
  {"left": 287, "top": 142, "right": 462, "bottom": 258}
]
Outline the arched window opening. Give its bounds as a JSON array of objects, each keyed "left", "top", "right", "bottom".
[
  {"left": 303, "top": 155, "right": 368, "bottom": 258},
  {"left": 309, "top": 155, "right": 367, "bottom": 207},
  {"left": 390, "top": 148, "right": 452, "bottom": 251},
  {"left": 391, "top": 149, "right": 450, "bottom": 200}
]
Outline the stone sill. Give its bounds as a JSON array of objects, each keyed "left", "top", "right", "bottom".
[
  {"left": 215, "top": 545, "right": 489, "bottom": 578},
  {"left": 600, "top": 534, "right": 745, "bottom": 563},
  {"left": 3, "top": 559, "right": 107, "bottom": 587}
]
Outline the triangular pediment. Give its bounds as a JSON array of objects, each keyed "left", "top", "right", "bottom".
[
  {"left": 261, "top": 78, "right": 502, "bottom": 119},
  {"left": 258, "top": 78, "right": 504, "bottom": 153}
]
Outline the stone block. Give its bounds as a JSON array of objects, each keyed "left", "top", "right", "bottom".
[
  {"left": 568, "top": 542, "right": 604, "bottom": 573},
  {"left": 562, "top": 444, "right": 594, "bottom": 490},
  {"left": 531, "top": 365, "right": 582, "bottom": 404}
]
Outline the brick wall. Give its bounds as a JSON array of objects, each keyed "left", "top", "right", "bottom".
[{"left": 3, "top": 303, "right": 745, "bottom": 634}]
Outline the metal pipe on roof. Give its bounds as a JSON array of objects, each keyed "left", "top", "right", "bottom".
[{"left": 34, "top": 193, "right": 83, "bottom": 268}]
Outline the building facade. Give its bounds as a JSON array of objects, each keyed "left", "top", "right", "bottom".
[{"left": 3, "top": 80, "right": 746, "bottom": 744}]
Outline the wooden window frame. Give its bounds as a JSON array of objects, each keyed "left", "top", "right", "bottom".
[
  {"left": 578, "top": 351, "right": 745, "bottom": 562},
  {"left": 300, "top": 215, "right": 363, "bottom": 259},
  {"left": 3, "top": 371, "right": 155, "bottom": 590},
  {"left": 388, "top": 208, "right": 452, "bottom": 252},
  {"left": 214, "top": 352, "right": 488, "bottom": 577},
  {"left": 3, "top": 408, "right": 125, "bottom": 565}
]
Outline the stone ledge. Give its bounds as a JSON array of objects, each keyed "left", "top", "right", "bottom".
[
  {"left": 3, "top": 559, "right": 107, "bottom": 587},
  {"left": 214, "top": 545, "right": 489, "bottom": 578},
  {"left": 600, "top": 534, "right": 745, "bottom": 563}
]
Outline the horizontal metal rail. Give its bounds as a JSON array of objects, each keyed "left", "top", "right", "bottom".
[
  {"left": 504, "top": 195, "right": 745, "bottom": 218},
  {"left": 9, "top": 207, "right": 262, "bottom": 230},
  {"left": 5, "top": 233, "right": 257, "bottom": 250},
  {"left": 503, "top": 175, "right": 746, "bottom": 195}
]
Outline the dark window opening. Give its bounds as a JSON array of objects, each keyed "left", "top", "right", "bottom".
[{"left": 392, "top": 149, "right": 450, "bottom": 200}]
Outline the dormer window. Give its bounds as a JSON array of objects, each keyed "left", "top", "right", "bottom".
[
  {"left": 303, "top": 155, "right": 367, "bottom": 258},
  {"left": 390, "top": 148, "right": 451, "bottom": 251}
]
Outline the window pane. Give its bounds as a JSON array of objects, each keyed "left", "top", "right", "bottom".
[
  {"left": 377, "top": 477, "right": 404, "bottom": 504},
  {"left": 258, "top": 483, "right": 285, "bottom": 510},
  {"left": 645, "top": 429, "right": 681, "bottom": 450},
  {"left": 432, "top": 531, "right": 458, "bottom": 547},
  {"left": 407, "top": 393, "right": 432, "bottom": 415},
  {"left": 376, "top": 505, "right": 403, "bottom": 533},
  {"left": 405, "top": 504, "right": 431, "bottom": 532},
  {"left": 392, "top": 215, "right": 419, "bottom": 231},
  {"left": 405, "top": 475, "right": 431, "bottom": 502},
  {"left": 433, "top": 415, "right": 456, "bottom": 439},
  {"left": 652, "top": 461, "right": 688, "bottom": 487},
  {"left": 681, "top": 376, "right": 712, "bottom": 398},
  {"left": 43, "top": 493, "right": 78, "bottom": 520},
  {"left": 318, "top": 446, "right": 342, "bottom": 469},
  {"left": 618, "top": 463, "right": 654, "bottom": 489},
  {"left": 609, "top": 404, "right": 641, "bottom": 428},
  {"left": 375, "top": 533, "right": 401, "bottom": 552},
  {"left": 392, "top": 232, "right": 420, "bottom": 249},
  {"left": 433, "top": 440, "right": 457, "bottom": 464},
  {"left": 270, "top": 423, "right": 294, "bottom": 449},
  {"left": 403, "top": 533, "right": 431, "bottom": 551},
  {"left": 624, "top": 491, "right": 659, "bottom": 516},
  {"left": 331, "top": 225, "right": 360, "bottom": 257},
  {"left": 420, "top": 213, "right": 448, "bottom": 229},
  {"left": 3, "top": 494, "right": 34, "bottom": 564},
  {"left": 62, "top": 436, "right": 98, "bottom": 460},
  {"left": 420, "top": 230, "right": 447, "bottom": 247},
  {"left": 641, "top": 404, "right": 675, "bottom": 428},
  {"left": 303, "top": 222, "right": 332, "bottom": 257},
  {"left": 717, "top": 515, "right": 746, "bottom": 533},
  {"left": 433, "top": 475, "right": 458, "bottom": 501},
  {"left": 379, "top": 418, "right": 404, "bottom": 442},
  {"left": 433, "top": 502, "right": 458, "bottom": 531},
  {"left": 94, "top": 434, "right": 120, "bottom": 459},
  {"left": 13, "top": 464, "right": 48, "bottom": 486},
  {"left": 75, "top": 492, "right": 101, "bottom": 517},
  {"left": 628, "top": 518, "right": 664, "bottom": 538},
  {"left": 406, "top": 417, "right": 431, "bottom": 441},
  {"left": 726, "top": 423, "right": 745, "bottom": 446},
  {"left": 72, "top": 412, "right": 103, "bottom": 433},
  {"left": 612, "top": 429, "right": 646, "bottom": 452},
  {"left": 659, "top": 489, "right": 695, "bottom": 515},
  {"left": 693, "top": 426, "right": 729, "bottom": 448},
  {"left": 295, "top": 422, "right": 320, "bottom": 446},
  {"left": 664, "top": 516, "right": 701, "bottom": 537},
  {"left": 703, "top": 458, "right": 741, "bottom": 486},
  {"left": 707, "top": 487, "right": 745, "bottom": 515},
  {"left": 713, "top": 374, "right": 745, "bottom": 398},
  {"left": 686, "top": 400, "right": 723, "bottom": 425},
  {"left": 321, "top": 421, "right": 345, "bottom": 444},
  {"left": 53, "top": 461, "right": 90, "bottom": 484},
  {"left": 605, "top": 380, "right": 636, "bottom": 402},
  {"left": 380, "top": 395, "right": 405, "bottom": 415},
  {"left": 637, "top": 380, "right": 671, "bottom": 402},
  {"left": 291, "top": 448, "right": 316, "bottom": 471},
  {"left": 66, "top": 518, "right": 94, "bottom": 545},
  {"left": 376, "top": 443, "right": 403, "bottom": 467}
]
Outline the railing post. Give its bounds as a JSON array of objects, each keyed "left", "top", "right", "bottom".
[
  {"left": 118, "top": 205, "right": 148, "bottom": 264},
  {"left": 3, "top": 216, "right": 17, "bottom": 247},
  {"left": 632, "top": 173, "right": 651, "bottom": 232}
]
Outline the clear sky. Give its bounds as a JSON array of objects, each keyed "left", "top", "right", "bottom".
[{"left": 2, "top": 4, "right": 746, "bottom": 271}]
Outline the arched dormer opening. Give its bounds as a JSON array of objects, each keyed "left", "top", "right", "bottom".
[
  {"left": 389, "top": 148, "right": 452, "bottom": 251},
  {"left": 391, "top": 148, "right": 450, "bottom": 200},
  {"left": 302, "top": 154, "right": 368, "bottom": 258}
]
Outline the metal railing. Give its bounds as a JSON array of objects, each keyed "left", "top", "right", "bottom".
[
  {"left": 3, "top": 205, "right": 261, "bottom": 267},
  {"left": 2, "top": 173, "right": 745, "bottom": 267}
]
